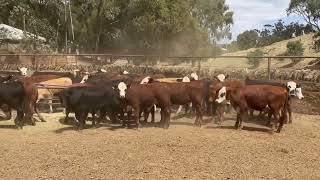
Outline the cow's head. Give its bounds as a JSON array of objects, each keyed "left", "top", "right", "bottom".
[
  {"left": 215, "top": 86, "right": 227, "bottom": 103},
  {"left": 190, "top": 72, "right": 199, "bottom": 81},
  {"left": 140, "top": 76, "right": 151, "bottom": 84},
  {"left": 72, "top": 69, "right": 80, "bottom": 78},
  {"left": 100, "top": 68, "right": 107, "bottom": 73},
  {"left": 80, "top": 74, "right": 89, "bottom": 83},
  {"left": 182, "top": 76, "right": 191, "bottom": 82},
  {"left": 18, "top": 67, "right": 28, "bottom": 76},
  {"left": 287, "top": 81, "right": 304, "bottom": 99},
  {"left": 216, "top": 74, "right": 228, "bottom": 82},
  {"left": 208, "top": 82, "right": 223, "bottom": 102},
  {"left": 116, "top": 82, "right": 128, "bottom": 98}
]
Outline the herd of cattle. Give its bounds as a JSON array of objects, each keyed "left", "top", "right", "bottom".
[{"left": 0, "top": 67, "right": 304, "bottom": 133}]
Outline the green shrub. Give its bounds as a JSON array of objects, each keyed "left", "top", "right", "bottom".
[
  {"left": 286, "top": 40, "right": 305, "bottom": 63},
  {"left": 247, "top": 49, "right": 264, "bottom": 68}
]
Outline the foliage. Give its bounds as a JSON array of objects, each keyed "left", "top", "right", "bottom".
[
  {"left": 286, "top": 40, "right": 305, "bottom": 63},
  {"left": 247, "top": 49, "right": 264, "bottom": 68},
  {"left": 233, "top": 19, "right": 314, "bottom": 50},
  {"left": 236, "top": 30, "right": 258, "bottom": 50},
  {"left": 0, "top": 0, "right": 234, "bottom": 55},
  {"left": 312, "top": 31, "right": 320, "bottom": 52},
  {"left": 227, "top": 41, "right": 239, "bottom": 52},
  {"left": 287, "top": 0, "right": 320, "bottom": 31}
]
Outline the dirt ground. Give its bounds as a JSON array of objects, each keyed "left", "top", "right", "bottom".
[{"left": 0, "top": 110, "right": 320, "bottom": 180}]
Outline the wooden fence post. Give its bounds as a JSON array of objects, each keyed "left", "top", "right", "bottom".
[{"left": 268, "top": 57, "right": 271, "bottom": 80}]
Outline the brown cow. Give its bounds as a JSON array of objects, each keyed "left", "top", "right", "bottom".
[
  {"left": 209, "top": 80, "right": 244, "bottom": 124},
  {"left": 117, "top": 81, "right": 203, "bottom": 129},
  {"left": 117, "top": 82, "right": 171, "bottom": 128},
  {"left": 213, "top": 84, "right": 288, "bottom": 133}
]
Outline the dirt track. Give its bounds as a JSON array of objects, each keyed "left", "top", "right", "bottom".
[{"left": 0, "top": 112, "right": 320, "bottom": 180}]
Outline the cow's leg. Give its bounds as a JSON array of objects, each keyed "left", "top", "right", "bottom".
[
  {"left": 133, "top": 106, "right": 141, "bottom": 129},
  {"left": 287, "top": 102, "right": 292, "bottom": 124},
  {"left": 151, "top": 105, "right": 155, "bottom": 124},
  {"left": 271, "top": 111, "right": 280, "bottom": 133},
  {"left": 249, "top": 109, "right": 254, "bottom": 117},
  {"left": 277, "top": 110, "right": 286, "bottom": 133},
  {"left": 163, "top": 107, "right": 171, "bottom": 129},
  {"left": 266, "top": 111, "right": 273, "bottom": 126},
  {"left": 238, "top": 110, "right": 247, "bottom": 130},
  {"left": 35, "top": 106, "right": 46, "bottom": 122},
  {"left": 176, "top": 105, "right": 183, "bottom": 114},
  {"left": 159, "top": 109, "right": 165, "bottom": 126},
  {"left": 216, "top": 105, "right": 225, "bottom": 125},
  {"left": 194, "top": 104, "right": 203, "bottom": 127},
  {"left": 143, "top": 109, "right": 150, "bottom": 124},
  {"left": 234, "top": 114, "right": 240, "bottom": 128},
  {"left": 76, "top": 111, "right": 88, "bottom": 129},
  {"left": 48, "top": 99, "right": 53, "bottom": 113},
  {"left": 91, "top": 111, "right": 96, "bottom": 126},
  {"left": 15, "top": 109, "right": 24, "bottom": 129}
]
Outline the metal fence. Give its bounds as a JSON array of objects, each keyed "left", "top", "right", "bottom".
[{"left": 0, "top": 54, "right": 319, "bottom": 80}]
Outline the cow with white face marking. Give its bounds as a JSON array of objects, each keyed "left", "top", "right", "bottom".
[
  {"left": 213, "top": 84, "right": 288, "bottom": 133},
  {"left": 17, "top": 67, "right": 28, "bottom": 76},
  {"left": 114, "top": 81, "right": 171, "bottom": 128},
  {"left": 117, "top": 82, "right": 128, "bottom": 98},
  {"left": 245, "top": 78, "right": 304, "bottom": 123},
  {"left": 190, "top": 73, "right": 199, "bottom": 81}
]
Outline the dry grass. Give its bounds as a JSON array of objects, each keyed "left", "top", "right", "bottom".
[
  {"left": 204, "top": 33, "right": 320, "bottom": 70},
  {"left": 0, "top": 112, "right": 320, "bottom": 179}
]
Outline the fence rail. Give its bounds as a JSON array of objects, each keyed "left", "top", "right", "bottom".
[{"left": 1, "top": 54, "right": 320, "bottom": 80}]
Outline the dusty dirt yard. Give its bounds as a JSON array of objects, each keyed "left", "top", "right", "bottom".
[{"left": 0, "top": 110, "right": 320, "bottom": 180}]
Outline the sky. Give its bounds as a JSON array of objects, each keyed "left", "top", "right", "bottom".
[{"left": 224, "top": 0, "right": 305, "bottom": 42}]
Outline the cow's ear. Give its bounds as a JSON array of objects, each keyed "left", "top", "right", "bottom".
[
  {"left": 17, "top": 67, "right": 21, "bottom": 72},
  {"left": 127, "top": 83, "right": 131, "bottom": 89},
  {"left": 225, "top": 75, "right": 229, "bottom": 80},
  {"left": 296, "top": 84, "right": 301, "bottom": 88}
]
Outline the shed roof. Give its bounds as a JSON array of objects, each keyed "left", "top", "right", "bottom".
[{"left": 0, "top": 24, "right": 46, "bottom": 42}]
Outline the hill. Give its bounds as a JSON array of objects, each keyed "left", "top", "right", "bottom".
[{"left": 204, "top": 33, "right": 320, "bottom": 70}]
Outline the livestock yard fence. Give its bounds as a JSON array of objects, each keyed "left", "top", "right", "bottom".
[{"left": 0, "top": 54, "right": 320, "bottom": 81}]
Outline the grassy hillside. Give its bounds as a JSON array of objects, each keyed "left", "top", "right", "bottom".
[{"left": 204, "top": 33, "right": 320, "bottom": 70}]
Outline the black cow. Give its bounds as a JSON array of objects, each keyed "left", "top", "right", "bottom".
[
  {"left": 55, "top": 85, "right": 123, "bottom": 129},
  {"left": 0, "top": 82, "right": 27, "bottom": 128}
]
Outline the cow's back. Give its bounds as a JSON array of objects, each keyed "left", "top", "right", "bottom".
[{"left": 241, "top": 85, "right": 287, "bottom": 110}]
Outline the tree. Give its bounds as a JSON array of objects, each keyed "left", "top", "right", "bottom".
[
  {"left": 286, "top": 40, "right": 305, "bottom": 63},
  {"left": 236, "top": 30, "right": 259, "bottom": 50},
  {"left": 1, "top": 0, "right": 233, "bottom": 55},
  {"left": 287, "top": 0, "right": 320, "bottom": 31}
]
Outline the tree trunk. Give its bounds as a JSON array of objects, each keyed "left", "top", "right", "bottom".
[{"left": 95, "top": 0, "right": 105, "bottom": 53}]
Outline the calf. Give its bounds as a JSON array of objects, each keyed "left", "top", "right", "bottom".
[
  {"left": 56, "top": 85, "right": 123, "bottom": 129},
  {"left": 245, "top": 78, "right": 304, "bottom": 123},
  {"left": 209, "top": 80, "right": 244, "bottom": 124},
  {"left": 36, "top": 77, "right": 72, "bottom": 113},
  {"left": 0, "top": 81, "right": 38, "bottom": 128},
  {"left": 117, "top": 81, "right": 203, "bottom": 129},
  {"left": 214, "top": 84, "right": 288, "bottom": 133}
]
